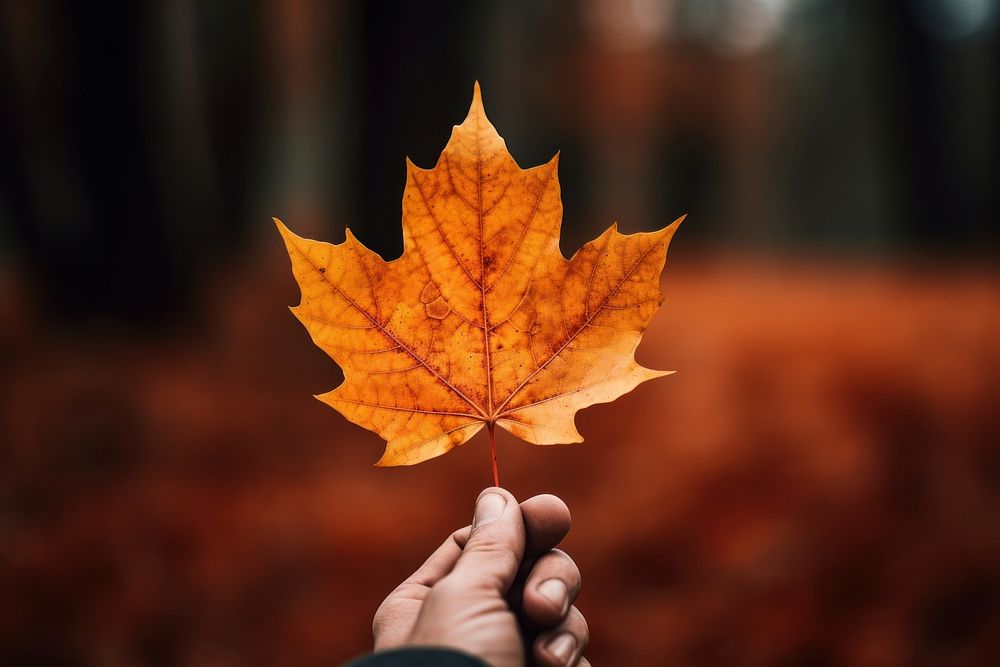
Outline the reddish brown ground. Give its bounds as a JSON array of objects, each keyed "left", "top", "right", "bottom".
[{"left": 2, "top": 257, "right": 998, "bottom": 666}]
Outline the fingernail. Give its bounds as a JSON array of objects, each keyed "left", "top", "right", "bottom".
[
  {"left": 546, "top": 633, "right": 576, "bottom": 664},
  {"left": 538, "top": 579, "right": 569, "bottom": 615},
  {"left": 473, "top": 492, "right": 506, "bottom": 528}
]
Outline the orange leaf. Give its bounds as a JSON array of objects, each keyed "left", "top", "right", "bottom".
[{"left": 277, "top": 83, "right": 683, "bottom": 471}]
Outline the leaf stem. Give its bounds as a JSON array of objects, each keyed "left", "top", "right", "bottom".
[{"left": 488, "top": 422, "right": 500, "bottom": 487}]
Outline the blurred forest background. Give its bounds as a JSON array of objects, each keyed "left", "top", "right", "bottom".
[{"left": 1, "top": 1, "right": 998, "bottom": 665}]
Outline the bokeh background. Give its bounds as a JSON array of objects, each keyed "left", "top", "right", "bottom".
[{"left": 2, "top": 1, "right": 999, "bottom": 665}]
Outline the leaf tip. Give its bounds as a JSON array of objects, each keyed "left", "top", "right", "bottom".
[
  {"left": 374, "top": 451, "right": 402, "bottom": 467},
  {"left": 274, "top": 217, "right": 301, "bottom": 246},
  {"left": 405, "top": 155, "right": 427, "bottom": 174},
  {"left": 468, "top": 80, "right": 486, "bottom": 118},
  {"left": 649, "top": 213, "right": 687, "bottom": 246}
]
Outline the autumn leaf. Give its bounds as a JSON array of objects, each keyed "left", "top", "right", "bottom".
[{"left": 276, "top": 83, "right": 683, "bottom": 480}]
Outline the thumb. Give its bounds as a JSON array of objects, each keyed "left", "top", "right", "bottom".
[{"left": 447, "top": 487, "right": 525, "bottom": 595}]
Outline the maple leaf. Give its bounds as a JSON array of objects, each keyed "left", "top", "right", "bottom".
[{"left": 276, "top": 83, "right": 683, "bottom": 480}]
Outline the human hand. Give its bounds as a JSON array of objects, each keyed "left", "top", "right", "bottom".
[{"left": 373, "top": 488, "right": 589, "bottom": 667}]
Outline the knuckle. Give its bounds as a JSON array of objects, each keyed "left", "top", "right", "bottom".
[
  {"left": 570, "top": 606, "right": 590, "bottom": 644},
  {"left": 468, "top": 537, "right": 521, "bottom": 572},
  {"left": 536, "top": 549, "right": 581, "bottom": 587},
  {"left": 549, "top": 548, "right": 579, "bottom": 571},
  {"left": 540, "top": 493, "right": 571, "bottom": 519},
  {"left": 549, "top": 547, "right": 572, "bottom": 562},
  {"left": 495, "top": 548, "right": 522, "bottom": 577},
  {"left": 561, "top": 561, "right": 583, "bottom": 588}
]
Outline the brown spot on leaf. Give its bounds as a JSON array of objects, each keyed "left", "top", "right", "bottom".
[
  {"left": 425, "top": 295, "right": 450, "bottom": 320},
  {"left": 420, "top": 282, "right": 441, "bottom": 304}
]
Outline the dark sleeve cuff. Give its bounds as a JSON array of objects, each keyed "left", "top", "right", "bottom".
[{"left": 344, "top": 646, "right": 488, "bottom": 667}]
